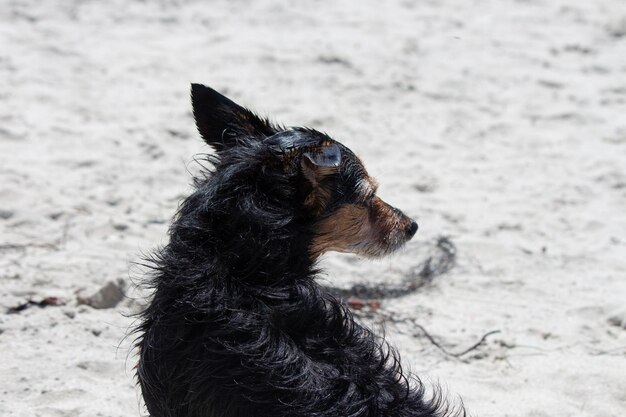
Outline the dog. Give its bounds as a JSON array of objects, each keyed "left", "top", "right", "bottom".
[{"left": 135, "top": 84, "right": 464, "bottom": 417}]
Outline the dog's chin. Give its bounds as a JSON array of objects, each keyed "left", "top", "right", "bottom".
[{"left": 348, "top": 237, "right": 412, "bottom": 259}]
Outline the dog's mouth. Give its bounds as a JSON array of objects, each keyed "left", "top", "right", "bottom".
[
  {"left": 357, "top": 199, "right": 417, "bottom": 258},
  {"left": 348, "top": 220, "right": 418, "bottom": 258}
]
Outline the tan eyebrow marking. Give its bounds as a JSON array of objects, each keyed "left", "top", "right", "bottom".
[
  {"left": 369, "top": 177, "right": 379, "bottom": 192},
  {"left": 357, "top": 176, "right": 378, "bottom": 197}
]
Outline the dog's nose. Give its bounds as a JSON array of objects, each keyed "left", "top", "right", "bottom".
[{"left": 406, "top": 221, "right": 418, "bottom": 238}]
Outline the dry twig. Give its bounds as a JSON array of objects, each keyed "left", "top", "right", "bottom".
[{"left": 413, "top": 323, "right": 501, "bottom": 358}]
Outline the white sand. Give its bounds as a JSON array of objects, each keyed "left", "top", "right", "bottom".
[{"left": 1, "top": 0, "right": 626, "bottom": 415}]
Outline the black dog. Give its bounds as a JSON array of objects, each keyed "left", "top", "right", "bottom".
[{"left": 135, "top": 85, "right": 463, "bottom": 417}]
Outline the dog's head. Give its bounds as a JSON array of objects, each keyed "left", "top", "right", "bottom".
[{"left": 191, "top": 84, "right": 417, "bottom": 259}]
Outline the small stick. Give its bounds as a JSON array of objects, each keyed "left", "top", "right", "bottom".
[{"left": 413, "top": 324, "right": 501, "bottom": 358}]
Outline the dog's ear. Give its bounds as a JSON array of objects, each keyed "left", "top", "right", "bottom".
[
  {"left": 300, "top": 143, "right": 341, "bottom": 213},
  {"left": 301, "top": 144, "right": 341, "bottom": 186},
  {"left": 191, "top": 84, "right": 278, "bottom": 150}
]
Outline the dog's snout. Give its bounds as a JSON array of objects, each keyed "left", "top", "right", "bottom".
[{"left": 406, "top": 220, "right": 418, "bottom": 238}]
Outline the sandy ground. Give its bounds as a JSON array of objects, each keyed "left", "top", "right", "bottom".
[{"left": 1, "top": 0, "right": 626, "bottom": 416}]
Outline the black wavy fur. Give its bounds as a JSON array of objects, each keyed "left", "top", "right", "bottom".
[{"left": 134, "top": 85, "right": 465, "bottom": 417}]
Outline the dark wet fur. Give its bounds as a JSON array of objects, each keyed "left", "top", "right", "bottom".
[{"left": 134, "top": 85, "right": 465, "bottom": 417}]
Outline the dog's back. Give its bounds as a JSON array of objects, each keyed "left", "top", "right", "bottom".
[{"left": 135, "top": 85, "right": 462, "bottom": 417}]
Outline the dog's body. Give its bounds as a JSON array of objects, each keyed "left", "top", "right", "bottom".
[{"left": 135, "top": 85, "right": 462, "bottom": 417}]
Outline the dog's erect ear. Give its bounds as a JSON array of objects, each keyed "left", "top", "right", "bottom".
[
  {"left": 300, "top": 143, "right": 341, "bottom": 213},
  {"left": 190, "top": 84, "right": 278, "bottom": 150}
]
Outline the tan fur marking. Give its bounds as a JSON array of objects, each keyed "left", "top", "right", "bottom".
[
  {"left": 310, "top": 197, "right": 414, "bottom": 259},
  {"left": 310, "top": 204, "right": 372, "bottom": 258},
  {"left": 302, "top": 156, "right": 339, "bottom": 214},
  {"left": 304, "top": 184, "right": 333, "bottom": 213}
]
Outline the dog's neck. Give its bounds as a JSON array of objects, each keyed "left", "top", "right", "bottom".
[{"left": 166, "top": 189, "right": 315, "bottom": 286}]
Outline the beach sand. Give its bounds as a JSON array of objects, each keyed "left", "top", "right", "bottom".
[{"left": 1, "top": 0, "right": 626, "bottom": 415}]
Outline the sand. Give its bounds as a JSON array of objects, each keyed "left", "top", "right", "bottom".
[{"left": 1, "top": 0, "right": 626, "bottom": 416}]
